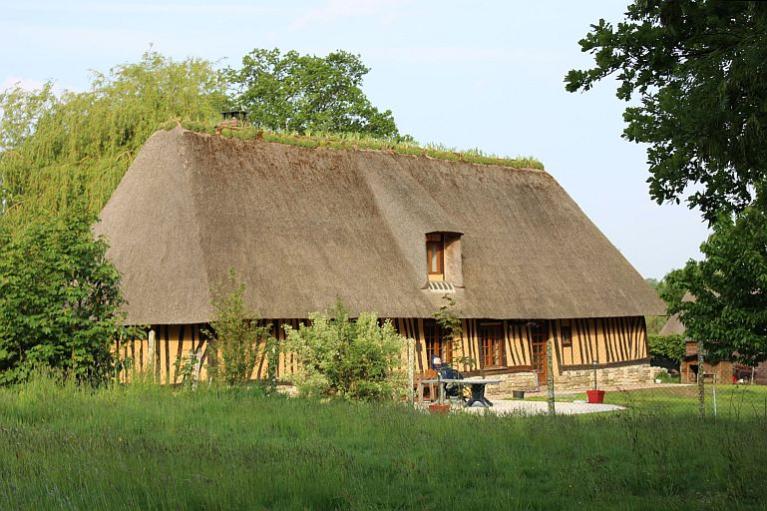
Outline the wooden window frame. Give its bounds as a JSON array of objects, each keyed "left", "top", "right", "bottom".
[
  {"left": 560, "top": 324, "right": 572, "bottom": 348},
  {"left": 480, "top": 322, "right": 504, "bottom": 369},
  {"left": 424, "top": 320, "right": 452, "bottom": 365},
  {"left": 529, "top": 322, "right": 548, "bottom": 344},
  {"left": 426, "top": 233, "right": 444, "bottom": 276}
]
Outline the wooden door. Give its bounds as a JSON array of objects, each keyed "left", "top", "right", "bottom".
[{"left": 529, "top": 322, "right": 548, "bottom": 386}]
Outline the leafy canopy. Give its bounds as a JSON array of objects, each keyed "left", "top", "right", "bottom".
[
  {"left": 663, "top": 206, "right": 767, "bottom": 367},
  {"left": 0, "top": 51, "right": 226, "bottom": 228},
  {"left": 647, "top": 334, "right": 685, "bottom": 362},
  {"left": 566, "top": 1, "right": 767, "bottom": 221},
  {"left": 227, "top": 48, "right": 399, "bottom": 138},
  {"left": 0, "top": 207, "right": 124, "bottom": 385}
]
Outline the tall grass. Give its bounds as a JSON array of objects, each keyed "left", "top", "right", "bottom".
[{"left": 1, "top": 378, "right": 766, "bottom": 510}]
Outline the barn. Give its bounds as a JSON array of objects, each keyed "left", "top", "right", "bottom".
[
  {"left": 96, "top": 126, "right": 665, "bottom": 391},
  {"left": 660, "top": 312, "right": 767, "bottom": 385}
]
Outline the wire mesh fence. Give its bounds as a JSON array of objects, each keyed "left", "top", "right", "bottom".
[
  {"left": 409, "top": 339, "right": 767, "bottom": 419},
  {"left": 539, "top": 375, "right": 767, "bottom": 419}
]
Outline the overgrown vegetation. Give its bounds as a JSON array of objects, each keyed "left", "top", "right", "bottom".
[
  {"left": 1, "top": 378, "right": 766, "bottom": 510},
  {"left": 176, "top": 119, "right": 544, "bottom": 170},
  {"left": 284, "top": 302, "right": 405, "bottom": 401},
  {"left": 0, "top": 207, "right": 124, "bottom": 385},
  {"left": 206, "top": 271, "right": 274, "bottom": 387}
]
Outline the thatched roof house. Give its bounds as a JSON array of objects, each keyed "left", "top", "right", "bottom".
[{"left": 98, "top": 127, "right": 664, "bottom": 388}]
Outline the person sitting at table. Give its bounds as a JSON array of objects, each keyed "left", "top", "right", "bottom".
[{"left": 436, "top": 362, "right": 464, "bottom": 401}]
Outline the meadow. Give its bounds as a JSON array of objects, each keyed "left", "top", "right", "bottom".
[
  {"left": 1, "top": 380, "right": 766, "bottom": 511},
  {"left": 540, "top": 384, "right": 767, "bottom": 419}
]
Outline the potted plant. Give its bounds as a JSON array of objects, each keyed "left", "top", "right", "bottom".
[
  {"left": 586, "top": 361, "right": 606, "bottom": 404},
  {"left": 428, "top": 365, "right": 452, "bottom": 414},
  {"left": 428, "top": 402, "right": 451, "bottom": 414}
]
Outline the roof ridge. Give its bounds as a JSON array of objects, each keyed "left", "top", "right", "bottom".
[{"left": 170, "top": 125, "right": 547, "bottom": 174}]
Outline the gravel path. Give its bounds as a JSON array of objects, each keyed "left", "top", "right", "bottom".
[{"left": 463, "top": 399, "right": 624, "bottom": 416}]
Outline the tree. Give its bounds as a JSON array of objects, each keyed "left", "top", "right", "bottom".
[
  {"left": 227, "top": 48, "right": 399, "bottom": 138},
  {"left": 284, "top": 302, "right": 405, "bottom": 400},
  {"left": 662, "top": 206, "right": 767, "bottom": 368},
  {"left": 433, "top": 294, "right": 475, "bottom": 370},
  {"left": 206, "top": 270, "right": 274, "bottom": 387},
  {"left": 566, "top": 1, "right": 767, "bottom": 222},
  {"left": 0, "top": 51, "right": 227, "bottom": 227},
  {"left": 0, "top": 208, "right": 124, "bottom": 385}
]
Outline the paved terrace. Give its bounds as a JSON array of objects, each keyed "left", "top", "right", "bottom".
[{"left": 464, "top": 400, "right": 625, "bottom": 416}]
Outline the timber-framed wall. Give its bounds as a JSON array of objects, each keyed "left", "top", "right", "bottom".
[{"left": 116, "top": 316, "right": 650, "bottom": 386}]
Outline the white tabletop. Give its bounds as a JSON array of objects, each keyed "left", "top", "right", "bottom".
[{"left": 419, "top": 377, "right": 502, "bottom": 385}]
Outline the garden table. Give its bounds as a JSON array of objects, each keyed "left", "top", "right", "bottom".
[{"left": 418, "top": 377, "right": 502, "bottom": 408}]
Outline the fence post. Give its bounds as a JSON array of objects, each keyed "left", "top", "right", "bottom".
[
  {"left": 697, "top": 348, "right": 705, "bottom": 419},
  {"left": 407, "top": 338, "right": 415, "bottom": 405},
  {"left": 147, "top": 329, "right": 156, "bottom": 383},
  {"left": 547, "top": 333, "right": 555, "bottom": 415}
]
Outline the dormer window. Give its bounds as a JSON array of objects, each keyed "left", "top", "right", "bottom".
[
  {"left": 426, "top": 233, "right": 445, "bottom": 280},
  {"left": 425, "top": 231, "right": 463, "bottom": 289}
]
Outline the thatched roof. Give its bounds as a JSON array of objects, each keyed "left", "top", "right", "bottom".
[
  {"left": 95, "top": 127, "right": 665, "bottom": 325},
  {"left": 659, "top": 314, "right": 685, "bottom": 336},
  {"left": 659, "top": 293, "right": 693, "bottom": 336}
]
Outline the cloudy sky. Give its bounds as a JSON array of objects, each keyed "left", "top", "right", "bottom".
[{"left": 0, "top": 0, "right": 709, "bottom": 279}]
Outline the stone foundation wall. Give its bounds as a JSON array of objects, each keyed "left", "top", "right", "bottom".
[
  {"left": 485, "top": 371, "right": 539, "bottom": 397},
  {"left": 483, "top": 363, "right": 658, "bottom": 397},
  {"left": 555, "top": 363, "right": 657, "bottom": 391}
]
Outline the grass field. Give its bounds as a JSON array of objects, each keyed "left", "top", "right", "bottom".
[
  {"left": 1, "top": 380, "right": 766, "bottom": 510},
  {"left": 541, "top": 384, "right": 767, "bottom": 419}
]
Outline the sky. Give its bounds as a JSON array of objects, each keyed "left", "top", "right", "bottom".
[{"left": 0, "top": 0, "right": 710, "bottom": 279}]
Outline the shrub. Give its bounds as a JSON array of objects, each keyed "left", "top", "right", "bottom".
[
  {"left": 207, "top": 270, "right": 274, "bottom": 386},
  {"left": 0, "top": 208, "right": 124, "bottom": 385},
  {"left": 284, "top": 302, "right": 405, "bottom": 400},
  {"left": 648, "top": 334, "right": 685, "bottom": 362}
]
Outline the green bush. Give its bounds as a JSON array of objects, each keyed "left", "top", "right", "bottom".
[
  {"left": 0, "top": 209, "right": 124, "bottom": 385},
  {"left": 207, "top": 271, "right": 274, "bottom": 387},
  {"left": 284, "top": 302, "right": 405, "bottom": 401},
  {"left": 648, "top": 334, "right": 685, "bottom": 362}
]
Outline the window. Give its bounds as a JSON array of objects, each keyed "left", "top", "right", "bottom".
[
  {"left": 424, "top": 320, "right": 452, "bottom": 365},
  {"left": 561, "top": 324, "right": 572, "bottom": 348},
  {"left": 529, "top": 322, "right": 548, "bottom": 344},
  {"left": 426, "top": 233, "right": 444, "bottom": 277},
  {"left": 480, "top": 323, "right": 504, "bottom": 368}
]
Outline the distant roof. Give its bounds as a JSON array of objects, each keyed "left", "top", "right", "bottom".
[
  {"left": 659, "top": 293, "right": 693, "bottom": 336},
  {"left": 95, "top": 127, "right": 665, "bottom": 324},
  {"left": 659, "top": 314, "right": 685, "bottom": 336}
]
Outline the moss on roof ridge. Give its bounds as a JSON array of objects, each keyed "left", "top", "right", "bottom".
[{"left": 163, "top": 120, "right": 544, "bottom": 171}]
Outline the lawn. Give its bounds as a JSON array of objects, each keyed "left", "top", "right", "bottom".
[
  {"left": 542, "top": 384, "right": 767, "bottom": 419},
  {"left": 1, "top": 379, "right": 766, "bottom": 510}
]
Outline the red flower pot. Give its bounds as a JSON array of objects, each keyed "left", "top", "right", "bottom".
[
  {"left": 428, "top": 403, "right": 451, "bottom": 415},
  {"left": 586, "top": 390, "right": 605, "bottom": 404}
]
